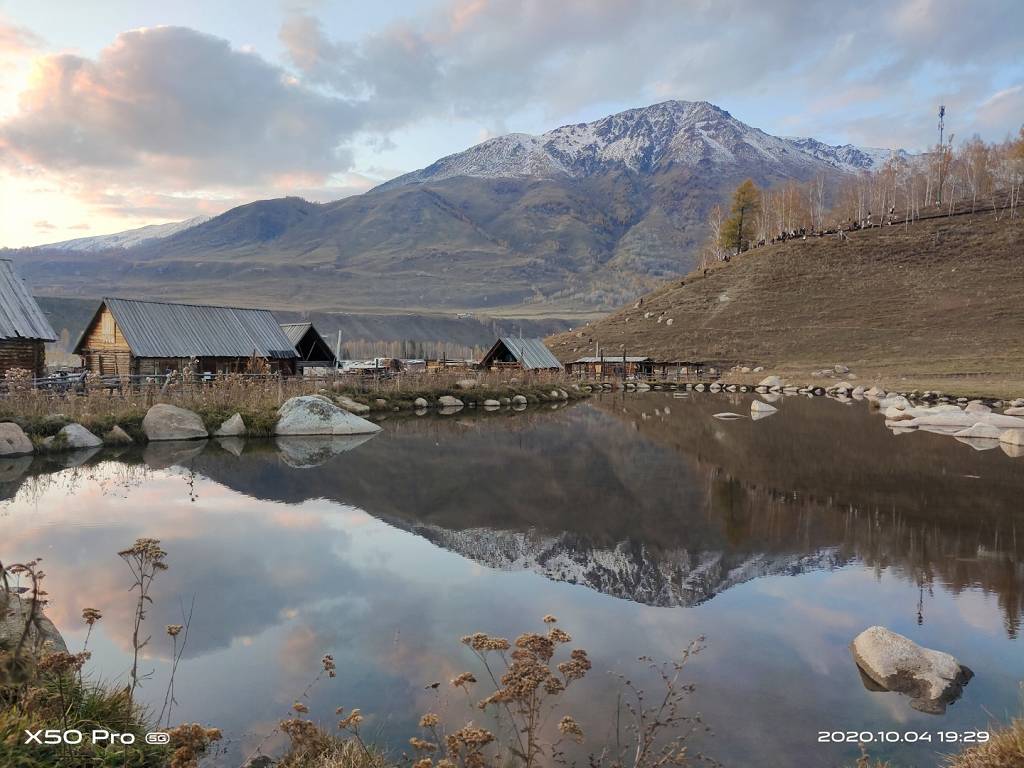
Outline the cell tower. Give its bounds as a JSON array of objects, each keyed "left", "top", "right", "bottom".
[{"left": 938, "top": 105, "right": 945, "bottom": 147}]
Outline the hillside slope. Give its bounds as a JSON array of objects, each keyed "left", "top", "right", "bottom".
[
  {"left": 8, "top": 101, "right": 897, "bottom": 317},
  {"left": 547, "top": 211, "right": 1024, "bottom": 391}
]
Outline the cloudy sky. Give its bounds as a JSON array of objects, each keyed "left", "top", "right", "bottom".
[{"left": 1, "top": 0, "right": 1021, "bottom": 246}]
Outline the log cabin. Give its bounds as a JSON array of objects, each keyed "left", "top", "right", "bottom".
[
  {"left": 280, "top": 322, "right": 337, "bottom": 372},
  {"left": 479, "top": 337, "right": 562, "bottom": 372},
  {"left": 0, "top": 259, "right": 57, "bottom": 378},
  {"left": 74, "top": 298, "right": 298, "bottom": 377}
]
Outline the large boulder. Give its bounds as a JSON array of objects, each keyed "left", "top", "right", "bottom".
[
  {"left": 438, "top": 395, "right": 464, "bottom": 408},
  {"left": 413, "top": 397, "right": 429, "bottom": 409},
  {"left": 979, "top": 413, "right": 1024, "bottom": 430},
  {"left": 336, "top": 396, "right": 370, "bottom": 416},
  {"left": 758, "top": 375, "right": 782, "bottom": 388},
  {"left": 954, "top": 423, "right": 1003, "bottom": 440},
  {"left": 512, "top": 395, "right": 528, "bottom": 406},
  {"left": 750, "top": 400, "right": 778, "bottom": 415},
  {"left": 275, "top": 395, "right": 381, "bottom": 436},
  {"left": 214, "top": 413, "right": 246, "bottom": 437},
  {"left": 44, "top": 423, "right": 102, "bottom": 450},
  {"left": 850, "top": 626, "right": 972, "bottom": 713},
  {"left": 0, "top": 423, "right": 33, "bottom": 456},
  {"left": 1004, "top": 406, "right": 1024, "bottom": 416},
  {"left": 143, "top": 404, "right": 208, "bottom": 441}
]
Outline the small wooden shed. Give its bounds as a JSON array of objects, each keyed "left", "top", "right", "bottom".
[
  {"left": 479, "top": 337, "right": 562, "bottom": 372},
  {"left": 74, "top": 297, "right": 298, "bottom": 377},
  {"left": 281, "top": 323, "right": 337, "bottom": 371},
  {"left": 0, "top": 259, "right": 57, "bottom": 378}
]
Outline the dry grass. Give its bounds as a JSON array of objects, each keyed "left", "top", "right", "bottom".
[{"left": 944, "top": 718, "right": 1024, "bottom": 768}]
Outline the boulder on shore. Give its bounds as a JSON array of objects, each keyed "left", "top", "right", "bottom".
[
  {"left": 954, "top": 423, "right": 1003, "bottom": 440},
  {"left": 0, "top": 422, "right": 33, "bottom": 456},
  {"left": 1, "top": 592, "right": 67, "bottom": 654},
  {"left": 214, "top": 413, "right": 246, "bottom": 437},
  {"left": 336, "top": 395, "right": 370, "bottom": 415},
  {"left": 850, "top": 626, "right": 972, "bottom": 714},
  {"left": 750, "top": 400, "right": 778, "bottom": 415},
  {"left": 143, "top": 404, "right": 208, "bottom": 441},
  {"left": 758, "top": 375, "right": 782, "bottom": 388},
  {"left": 413, "top": 397, "right": 429, "bottom": 409},
  {"left": 438, "top": 395, "right": 464, "bottom": 408},
  {"left": 275, "top": 395, "right": 381, "bottom": 436},
  {"left": 44, "top": 423, "right": 102, "bottom": 450},
  {"left": 512, "top": 395, "right": 528, "bottom": 406}
]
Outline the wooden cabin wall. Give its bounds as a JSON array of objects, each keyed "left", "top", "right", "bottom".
[
  {"left": 78, "top": 306, "right": 134, "bottom": 376},
  {"left": 0, "top": 339, "right": 47, "bottom": 378}
]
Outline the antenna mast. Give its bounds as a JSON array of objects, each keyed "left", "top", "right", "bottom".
[{"left": 937, "top": 105, "right": 945, "bottom": 147}]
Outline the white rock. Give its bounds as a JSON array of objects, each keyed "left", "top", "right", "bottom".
[
  {"left": 865, "top": 386, "right": 886, "bottom": 398},
  {"left": 904, "top": 412, "right": 976, "bottom": 428},
  {"left": 1001, "top": 442, "right": 1024, "bottom": 458},
  {"left": 45, "top": 423, "right": 103, "bottom": 450},
  {"left": 884, "top": 406, "right": 913, "bottom": 421},
  {"left": 752, "top": 366, "right": 764, "bottom": 373},
  {"left": 336, "top": 395, "right": 370, "bottom": 415},
  {"left": 834, "top": 381, "right": 853, "bottom": 391},
  {"left": 438, "top": 395, "right": 464, "bottom": 408},
  {"left": 413, "top": 397, "right": 428, "bottom": 408},
  {"left": 851, "top": 386, "right": 866, "bottom": 398},
  {"left": 666, "top": 318, "right": 674, "bottom": 326},
  {"left": 750, "top": 400, "right": 778, "bottom": 414},
  {"left": 1009, "top": 398, "right": 1024, "bottom": 408},
  {"left": 709, "top": 383, "right": 722, "bottom": 392},
  {"left": 964, "top": 402, "right": 991, "bottom": 414},
  {"left": 0, "top": 422, "right": 33, "bottom": 456},
  {"left": 274, "top": 395, "right": 381, "bottom": 436},
  {"left": 834, "top": 364, "right": 850, "bottom": 374},
  {"left": 483, "top": 399, "right": 501, "bottom": 407},
  {"left": 850, "top": 626, "right": 971, "bottom": 713},
  {"left": 1000, "top": 429, "right": 1024, "bottom": 447},
  {"left": 1003, "top": 406, "right": 1024, "bottom": 416},
  {"left": 214, "top": 413, "right": 246, "bottom": 437},
  {"left": 979, "top": 413, "right": 1024, "bottom": 429},
  {"left": 512, "top": 395, "right": 528, "bottom": 405},
  {"left": 740, "top": 366, "right": 751, "bottom": 373},
  {"left": 953, "top": 423, "right": 1003, "bottom": 440},
  {"left": 143, "top": 404, "right": 208, "bottom": 441},
  {"left": 758, "top": 375, "right": 782, "bottom": 388}
]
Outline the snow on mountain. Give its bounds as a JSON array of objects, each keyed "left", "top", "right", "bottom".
[
  {"left": 44, "top": 216, "right": 210, "bottom": 253},
  {"left": 380, "top": 100, "right": 903, "bottom": 189},
  {"left": 401, "top": 522, "right": 847, "bottom": 607}
]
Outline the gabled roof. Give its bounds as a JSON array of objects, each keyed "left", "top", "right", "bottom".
[
  {"left": 481, "top": 337, "right": 562, "bottom": 370},
  {"left": 0, "top": 259, "right": 57, "bottom": 342},
  {"left": 281, "top": 322, "right": 336, "bottom": 363},
  {"left": 75, "top": 298, "right": 297, "bottom": 359},
  {"left": 280, "top": 322, "right": 312, "bottom": 346}
]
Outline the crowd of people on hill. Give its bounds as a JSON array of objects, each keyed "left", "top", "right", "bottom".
[{"left": 744, "top": 205, "right": 900, "bottom": 251}]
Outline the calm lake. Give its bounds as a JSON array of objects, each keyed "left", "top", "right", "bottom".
[{"left": 2, "top": 393, "right": 1022, "bottom": 767}]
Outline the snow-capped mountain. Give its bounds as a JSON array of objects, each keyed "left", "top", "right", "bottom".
[
  {"left": 401, "top": 523, "right": 846, "bottom": 607},
  {"left": 45, "top": 215, "right": 210, "bottom": 253},
  {"left": 380, "top": 100, "right": 900, "bottom": 189}
]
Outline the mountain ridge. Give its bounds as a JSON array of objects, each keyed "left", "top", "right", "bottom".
[{"left": 13, "top": 100, "right": 902, "bottom": 316}]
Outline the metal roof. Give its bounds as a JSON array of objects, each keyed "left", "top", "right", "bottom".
[
  {"left": 571, "top": 356, "right": 651, "bottom": 363},
  {"left": 0, "top": 260, "right": 57, "bottom": 342},
  {"left": 280, "top": 322, "right": 312, "bottom": 346},
  {"left": 485, "top": 337, "right": 562, "bottom": 370},
  {"left": 82, "top": 298, "right": 297, "bottom": 359}
]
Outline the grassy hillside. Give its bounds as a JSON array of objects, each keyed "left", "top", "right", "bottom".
[{"left": 548, "top": 210, "right": 1024, "bottom": 396}]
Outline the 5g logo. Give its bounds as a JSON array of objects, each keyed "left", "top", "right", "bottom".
[{"left": 145, "top": 732, "right": 171, "bottom": 745}]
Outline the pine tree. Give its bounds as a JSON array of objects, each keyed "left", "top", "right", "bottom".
[{"left": 719, "top": 179, "right": 762, "bottom": 256}]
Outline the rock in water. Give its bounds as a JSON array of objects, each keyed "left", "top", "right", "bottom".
[
  {"left": 1000, "top": 429, "right": 1024, "bottom": 447},
  {"left": 44, "top": 423, "right": 103, "bottom": 450},
  {"left": 413, "top": 397, "right": 429, "bottom": 408},
  {"left": 758, "top": 375, "right": 782, "bottom": 388},
  {"left": 214, "top": 413, "right": 246, "bottom": 437},
  {"left": 275, "top": 395, "right": 381, "bottom": 436},
  {"left": 0, "top": 423, "right": 33, "bottom": 456},
  {"left": 954, "top": 423, "right": 1003, "bottom": 440},
  {"left": 483, "top": 399, "right": 501, "bottom": 407},
  {"left": 104, "top": 425, "right": 134, "bottom": 445},
  {"left": 143, "top": 404, "right": 208, "bottom": 441},
  {"left": 850, "top": 626, "right": 972, "bottom": 713},
  {"left": 512, "top": 395, "right": 528, "bottom": 405},
  {"left": 438, "top": 395, "right": 464, "bottom": 408},
  {"left": 750, "top": 400, "right": 778, "bottom": 414}
]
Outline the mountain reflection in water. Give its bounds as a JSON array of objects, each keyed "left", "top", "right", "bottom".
[{"left": 1, "top": 393, "right": 1021, "bottom": 767}]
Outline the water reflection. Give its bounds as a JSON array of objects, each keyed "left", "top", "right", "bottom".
[{"left": 0, "top": 395, "right": 1021, "bottom": 767}]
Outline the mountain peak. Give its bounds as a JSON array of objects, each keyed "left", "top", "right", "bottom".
[{"left": 379, "top": 100, "right": 898, "bottom": 189}]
